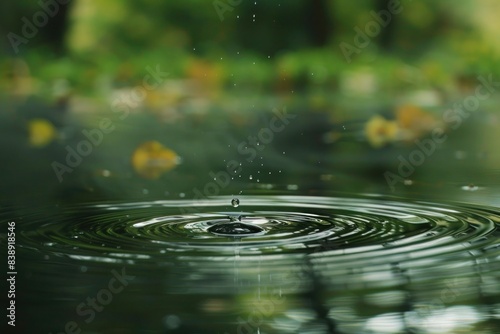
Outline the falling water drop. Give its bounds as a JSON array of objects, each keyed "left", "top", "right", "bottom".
[{"left": 231, "top": 198, "right": 240, "bottom": 207}]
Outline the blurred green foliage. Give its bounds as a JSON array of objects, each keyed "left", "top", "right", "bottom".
[{"left": 1, "top": 0, "right": 500, "bottom": 100}]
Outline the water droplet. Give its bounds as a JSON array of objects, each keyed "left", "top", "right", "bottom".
[
  {"left": 249, "top": 175, "right": 253, "bottom": 180},
  {"left": 462, "top": 184, "right": 479, "bottom": 191},
  {"left": 404, "top": 180, "right": 413, "bottom": 186},
  {"left": 179, "top": 193, "right": 185, "bottom": 198},
  {"left": 163, "top": 315, "right": 181, "bottom": 330},
  {"left": 231, "top": 198, "right": 240, "bottom": 207}
]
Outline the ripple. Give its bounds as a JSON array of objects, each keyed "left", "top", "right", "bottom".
[
  {"left": 11, "top": 196, "right": 499, "bottom": 267},
  {"left": 5, "top": 195, "right": 500, "bottom": 333}
]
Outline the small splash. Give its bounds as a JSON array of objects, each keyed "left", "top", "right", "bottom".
[
  {"left": 231, "top": 198, "right": 240, "bottom": 207},
  {"left": 230, "top": 215, "right": 242, "bottom": 222},
  {"left": 208, "top": 222, "right": 264, "bottom": 237}
]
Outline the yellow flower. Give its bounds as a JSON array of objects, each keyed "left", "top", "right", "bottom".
[
  {"left": 28, "top": 119, "right": 56, "bottom": 147},
  {"left": 131, "top": 141, "right": 180, "bottom": 179},
  {"left": 365, "top": 115, "right": 399, "bottom": 148},
  {"left": 396, "top": 104, "right": 438, "bottom": 140}
]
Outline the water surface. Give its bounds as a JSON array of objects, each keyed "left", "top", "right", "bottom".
[{"left": 4, "top": 195, "right": 499, "bottom": 333}]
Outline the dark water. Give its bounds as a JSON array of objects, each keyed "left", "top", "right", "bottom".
[{"left": 4, "top": 195, "right": 500, "bottom": 333}]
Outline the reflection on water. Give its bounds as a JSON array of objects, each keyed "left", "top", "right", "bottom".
[{"left": 4, "top": 195, "right": 499, "bottom": 333}]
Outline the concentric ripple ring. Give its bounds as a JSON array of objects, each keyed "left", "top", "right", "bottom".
[{"left": 11, "top": 196, "right": 499, "bottom": 265}]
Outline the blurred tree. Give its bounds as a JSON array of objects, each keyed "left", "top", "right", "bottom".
[
  {"left": 374, "top": 0, "right": 397, "bottom": 50},
  {"left": 228, "top": 0, "right": 334, "bottom": 55},
  {"left": 1, "top": 1, "right": 72, "bottom": 55},
  {"left": 306, "top": 0, "right": 333, "bottom": 47},
  {"left": 64, "top": 0, "right": 336, "bottom": 58}
]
